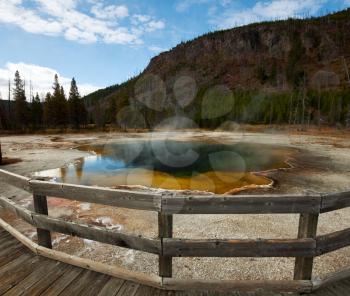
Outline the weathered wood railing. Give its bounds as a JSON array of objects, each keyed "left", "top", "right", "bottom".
[{"left": 0, "top": 168, "right": 350, "bottom": 293}]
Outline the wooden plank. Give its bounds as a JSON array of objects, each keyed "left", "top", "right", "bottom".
[
  {"left": 316, "top": 227, "right": 350, "bottom": 255},
  {"left": 0, "top": 256, "right": 42, "bottom": 294},
  {"left": 321, "top": 191, "right": 350, "bottom": 213},
  {"left": 115, "top": 281, "right": 139, "bottom": 296},
  {"left": 0, "top": 253, "right": 34, "bottom": 278},
  {"left": 162, "top": 279, "right": 313, "bottom": 293},
  {"left": 163, "top": 238, "right": 316, "bottom": 257},
  {"left": 0, "top": 246, "right": 28, "bottom": 268},
  {"left": 158, "top": 213, "right": 173, "bottom": 277},
  {"left": 33, "top": 194, "right": 52, "bottom": 249},
  {"left": 0, "top": 218, "right": 38, "bottom": 254},
  {"left": 134, "top": 285, "right": 157, "bottom": 296},
  {"left": 0, "top": 231, "right": 11, "bottom": 240},
  {"left": 58, "top": 270, "right": 100, "bottom": 296},
  {"left": 80, "top": 273, "right": 111, "bottom": 296},
  {"left": 294, "top": 213, "right": 319, "bottom": 280},
  {"left": 2, "top": 260, "right": 60, "bottom": 296},
  {"left": 0, "top": 196, "right": 33, "bottom": 224},
  {"left": 0, "top": 195, "right": 160, "bottom": 254},
  {"left": 30, "top": 180, "right": 161, "bottom": 211},
  {"left": 0, "top": 237, "right": 19, "bottom": 250},
  {"left": 0, "top": 169, "right": 31, "bottom": 192},
  {"left": 39, "top": 266, "right": 84, "bottom": 296},
  {"left": 161, "top": 194, "right": 321, "bottom": 214},
  {"left": 13, "top": 263, "right": 70, "bottom": 296},
  {"left": 36, "top": 246, "right": 163, "bottom": 289},
  {"left": 313, "top": 267, "right": 350, "bottom": 291},
  {"left": 97, "top": 278, "right": 125, "bottom": 296},
  {"left": 32, "top": 213, "right": 161, "bottom": 254}
]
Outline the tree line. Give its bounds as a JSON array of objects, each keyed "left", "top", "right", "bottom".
[{"left": 0, "top": 71, "right": 87, "bottom": 131}]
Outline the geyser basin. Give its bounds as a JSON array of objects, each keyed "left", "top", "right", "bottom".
[{"left": 35, "top": 140, "right": 293, "bottom": 194}]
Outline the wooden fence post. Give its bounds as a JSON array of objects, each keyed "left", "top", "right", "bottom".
[
  {"left": 158, "top": 213, "right": 173, "bottom": 278},
  {"left": 294, "top": 213, "right": 319, "bottom": 280},
  {"left": 33, "top": 194, "right": 52, "bottom": 248}
]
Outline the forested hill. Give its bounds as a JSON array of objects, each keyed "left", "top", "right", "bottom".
[{"left": 84, "top": 9, "right": 350, "bottom": 129}]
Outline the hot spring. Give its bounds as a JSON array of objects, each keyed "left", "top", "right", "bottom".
[{"left": 35, "top": 140, "right": 294, "bottom": 194}]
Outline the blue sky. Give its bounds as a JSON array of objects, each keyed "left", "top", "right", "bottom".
[{"left": 0, "top": 0, "right": 349, "bottom": 98}]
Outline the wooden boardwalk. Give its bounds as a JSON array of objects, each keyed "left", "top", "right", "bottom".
[{"left": 1, "top": 229, "right": 350, "bottom": 296}]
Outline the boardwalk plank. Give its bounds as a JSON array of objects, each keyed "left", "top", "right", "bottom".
[
  {"left": 330, "top": 282, "right": 350, "bottom": 295},
  {"left": 0, "top": 236, "right": 24, "bottom": 248},
  {"left": 0, "top": 256, "right": 43, "bottom": 294},
  {"left": 97, "top": 278, "right": 124, "bottom": 296},
  {"left": 0, "top": 233, "right": 12, "bottom": 242},
  {"left": 2, "top": 260, "right": 60, "bottom": 296},
  {"left": 39, "top": 266, "right": 83, "bottom": 296},
  {"left": 134, "top": 285, "right": 157, "bottom": 296},
  {"left": 80, "top": 274, "right": 111, "bottom": 296},
  {"left": 58, "top": 270, "right": 102, "bottom": 296},
  {"left": 115, "top": 281, "right": 139, "bottom": 296},
  {"left": 22, "top": 264, "right": 72, "bottom": 296},
  {"left": 0, "top": 253, "right": 34, "bottom": 278},
  {"left": 0, "top": 246, "right": 27, "bottom": 268},
  {"left": 2, "top": 226, "right": 350, "bottom": 296}
]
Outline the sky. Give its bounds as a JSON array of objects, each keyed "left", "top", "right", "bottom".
[{"left": 0, "top": 0, "right": 349, "bottom": 99}]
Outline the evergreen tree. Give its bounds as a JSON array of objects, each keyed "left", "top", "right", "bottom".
[
  {"left": 31, "top": 93, "right": 43, "bottom": 129},
  {"left": 43, "top": 92, "right": 53, "bottom": 127},
  {"left": 107, "top": 97, "right": 117, "bottom": 125},
  {"left": 68, "top": 78, "right": 87, "bottom": 129},
  {"left": 13, "top": 70, "right": 28, "bottom": 129},
  {"left": 51, "top": 74, "right": 68, "bottom": 127}
]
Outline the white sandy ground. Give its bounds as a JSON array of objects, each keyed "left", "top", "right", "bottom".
[{"left": 0, "top": 130, "right": 350, "bottom": 281}]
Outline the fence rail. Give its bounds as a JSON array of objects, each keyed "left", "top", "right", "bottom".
[{"left": 1, "top": 168, "right": 350, "bottom": 293}]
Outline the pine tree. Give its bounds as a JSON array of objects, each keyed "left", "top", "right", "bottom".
[
  {"left": 107, "top": 97, "right": 117, "bottom": 125},
  {"left": 43, "top": 92, "right": 53, "bottom": 127},
  {"left": 13, "top": 70, "right": 28, "bottom": 129},
  {"left": 68, "top": 78, "right": 87, "bottom": 129},
  {"left": 31, "top": 93, "right": 43, "bottom": 129},
  {"left": 51, "top": 74, "right": 68, "bottom": 127}
]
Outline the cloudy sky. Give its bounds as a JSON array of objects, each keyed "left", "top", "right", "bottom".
[{"left": 0, "top": 0, "right": 349, "bottom": 99}]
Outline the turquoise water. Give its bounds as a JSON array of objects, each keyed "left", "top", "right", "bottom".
[{"left": 35, "top": 140, "right": 292, "bottom": 193}]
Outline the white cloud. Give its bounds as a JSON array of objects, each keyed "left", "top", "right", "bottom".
[
  {"left": 212, "top": 0, "right": 325, "bottom": 29},
  {"left": 130, "top": 14, "right": 165, "bottom": 35},
  {"left": 91, "top": 3, "right": 129, "bottom": 19},
  {"left": 0, "top": 0, "right": 165, "bottom": 45},
  {"left": 148, "top": 46, "right": 167, "bottom": 53},
  {"left": 0, "top": 62, "right": 100, "bottom": 100},
  {"left": 175, "top": 0, "right": 209, "bottom": 12}
]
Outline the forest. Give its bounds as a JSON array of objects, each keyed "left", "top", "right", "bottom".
[{"left": 0, "top": 71, "right": 87, "bottom": 131}]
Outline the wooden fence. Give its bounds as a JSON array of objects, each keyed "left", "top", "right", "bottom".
[{"left": 0, "top": 168, "right": 350, "bottom": 293}]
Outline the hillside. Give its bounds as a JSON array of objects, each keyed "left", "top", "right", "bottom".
[{"left": 84, "top": 9, "right": 350, "bottom": 129}]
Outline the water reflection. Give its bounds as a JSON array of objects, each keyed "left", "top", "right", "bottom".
[{"left": 35, "top": 140, "right": 293, "bottom": 194}]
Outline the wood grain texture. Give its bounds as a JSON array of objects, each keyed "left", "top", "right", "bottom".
[
  {"left": 161, "top": 194, "right": 321, "bottom": 214},
  {"left": 294, "top": 213, "right": 319, "bottom": 280},
  {"left": 0, "top": 169, "right": 31, "bottom": 192},
  {"left": 0, "top": 195, "right": 160, "bottom": 254},
  {"left": 162, "top": 278, "right": 313, "bottom": 293},
  {"left": 158, "top": 213, "right": 173, "bottom": 277},
  {"left": 33, "top": 194, "right": 52, "bottom": 249},
  {"left": 321, "top": 191, "right": 350, "bottom": 213},
  {"left": 316, "top": 227, "right": 350, "bottom": 255},
  {"left": 163, "top": 238, "right": 316, "bottom": 257},
  {"left": 33, "top": 213, "right": 161, "bottom": 254},
  {"left": 30, "top": 180, "right": 161, "bottom": 211}
]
